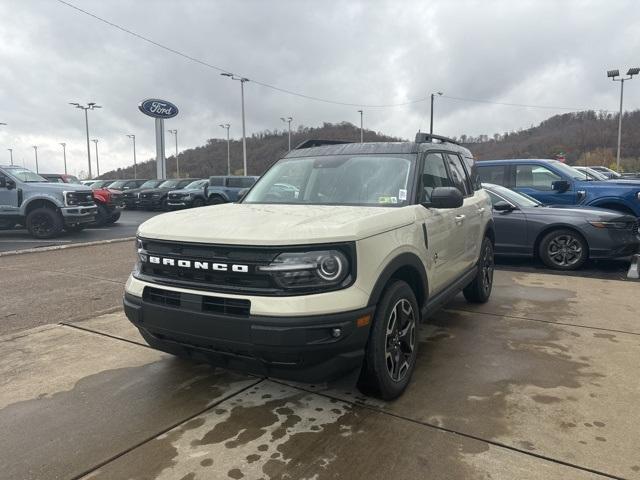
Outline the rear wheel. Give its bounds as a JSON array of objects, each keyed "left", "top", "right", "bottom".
[
  {"left": 26, "top": 207, "right": 63, "bottom": 239},
  {"left": 463, "top": 237, "right": 494, "bottom": 303},
  {"left": 538, "top": 229, "right": 587, "bottom": 270},
  {"left": 358, "top": 280, "right": 419, "bottom": 400}
]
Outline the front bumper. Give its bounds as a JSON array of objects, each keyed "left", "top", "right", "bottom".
[
  {"left": 589, "top": 228, "right": 640, "bottom": 259},
  {"left": 60, "top": 205, "right": 97, "bottom": 226},
  {"left": 137, "top": 197, "right": 163, "bottom": 209},
  {"left": 123, "top": 290, "right": 374, "bottom": 382},
  {"left": 167, "top": 198, "right": 192, "bottom": 209}
]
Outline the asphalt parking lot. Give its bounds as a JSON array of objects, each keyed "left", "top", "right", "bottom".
[{"left": 1, "top": 240, "right": 639, "bottom": 479}]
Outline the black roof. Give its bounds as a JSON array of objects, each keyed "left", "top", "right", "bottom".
[{"left": 284, "top": 140, "right": 473, "bottom": 158}]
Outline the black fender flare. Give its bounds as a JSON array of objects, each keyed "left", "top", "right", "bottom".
[{"left": 367, "top": 252, "right": 428, "bottom": 309}]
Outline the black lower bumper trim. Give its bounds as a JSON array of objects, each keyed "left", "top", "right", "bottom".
[{"left": 124, "top": 291, "right": 374, "bottom": 382}]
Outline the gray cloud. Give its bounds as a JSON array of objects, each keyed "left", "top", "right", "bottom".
[{"left": 0, "top": 0, "right": 639, "bottom": 176}]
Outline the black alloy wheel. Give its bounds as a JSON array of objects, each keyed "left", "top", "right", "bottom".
[
  {"left": 26, "top": 207, "right": 63, "bottom": 239},
  {"left": 463, "top": 237, "right": 494, "bottom": 303}
]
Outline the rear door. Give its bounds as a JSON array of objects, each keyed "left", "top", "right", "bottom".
[{"left": 514, "top": 163, "right": 577, "bottom": 205}]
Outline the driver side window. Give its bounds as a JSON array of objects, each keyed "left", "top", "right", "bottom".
[
  {"left": 421, "top": 153, "right": 452, "bottom": 202},
  {"left": 516, "top": 165, "right": 561, "bottom": 191}
]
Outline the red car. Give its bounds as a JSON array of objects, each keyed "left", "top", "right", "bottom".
[{"left": 91, "top": 185, "right": 125, "bottom": 226}]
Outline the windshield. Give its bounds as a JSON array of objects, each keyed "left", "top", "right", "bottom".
[
  {"left": 572, "top": 167, "right": 607, "bottom": 181},
  {"left": 140, "top": 180, "right": 161, "bottom": 189},
  {"left": 185, "top": 180, "right": 207, "bottom": 189},
  {"left": 108, "top": 180, "right": 128, "bottom": 189},
  {"left": 244, "top": 154, "right": 415, "bottom": 207},
  {"left": 6, "top": 167, "right": 47, "bottom": 182},
  {"left": 549, "top": 160, "right": 585, "bottom": 180},
  {"left": 486, "top": 183, "right": 543, "bottom": 207},
  {"left": 66, "top": 175, "right": 81, "bottom": 184},
  {"left": 158, "top": 180, "right": 180, "bottom": 188}
]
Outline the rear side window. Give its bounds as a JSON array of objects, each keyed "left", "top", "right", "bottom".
[
  {"left": 516, "top": 165, "right": 561, "bottom": 191},
  {"left": 462, "top": 155, "right": 481, "bottom": 190},
  {"left": 421, "top": 153, "right": 452, "bottom": 202},
  {"left": 209, "top": 177, "right": 225, "bottom": 186},
  {"left": 478, "top": 165, "right": 507, "bottom": 186},
  {"left": 445, "top": 153, "right": 471, "bottom": 196},
  {"left": 227, "top": 177, "right": 256, "bottom": 188}
]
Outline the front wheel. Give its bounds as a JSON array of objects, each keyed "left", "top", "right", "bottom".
[
  {"left": 358, "top": 280, "right": 419, "bottom": 400},
  {"left": 92, "top": 204, "right": 110, "bottom": 227},
  {"left": 463, "top": 237, "right": 494, "bottom": 303},
  {"left": 26, "top": 207, "right": 64, "bottom": 239},
  {"left": 105, "top": 211, "right": 121, "bottom": 225},
  {"left": 192, "top": 198, "right": 205, "bottom": 208},
  {"left": 538, "top": 229, "right": 587, "bottom": 270},
  {"left": 208, "top": 196, "right": 225, "bottom": 205}
]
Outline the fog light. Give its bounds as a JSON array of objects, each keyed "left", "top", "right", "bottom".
[{"left": 331, "top": 328, "right": 342, "bottom": 338}]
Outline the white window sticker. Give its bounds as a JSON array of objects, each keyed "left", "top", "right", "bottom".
[{"left": 399, "top": 189, "right": 407, "bottom": 201}]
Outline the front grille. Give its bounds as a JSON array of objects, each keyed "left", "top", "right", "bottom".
[
  {"left": 169, "top": 193, "right": 185, "bottom": 200},
  {"left": 143, "top": 286, "right": 250, "bottom": 316}
]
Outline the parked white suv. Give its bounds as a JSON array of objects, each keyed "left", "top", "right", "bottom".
[{"left": 124, "top": 134, "right": 495, "bottom": 399}]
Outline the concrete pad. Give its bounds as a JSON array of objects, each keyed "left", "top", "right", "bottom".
[
  {"left": 449, "top": 270, "right": 640, "bottom": 334},
  {"left": 0, "top": 324, "right": 258, "bottom": 480},
  {"left": 84, "top": 380, "right": 603, "bottom": 480},
  {"left": 297, "top": 309, "right": 640, "bottom": 479},
  {"left": 69, "top": 310, "right": 146, "bottom": 345}
]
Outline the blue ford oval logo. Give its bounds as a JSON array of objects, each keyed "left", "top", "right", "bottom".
[{"left": 138, "top": 98, "right": 179, "bottom": 119}]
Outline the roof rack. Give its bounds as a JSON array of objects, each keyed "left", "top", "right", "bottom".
[
  {"left": 414, "top": 132, "right": 460, "bottom": 146},
  {"left": 293, "top": 139, "right": 354, "bottom": 150}
]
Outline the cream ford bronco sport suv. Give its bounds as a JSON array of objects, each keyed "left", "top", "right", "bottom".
[{"left": 124, "top": 134, "right": 495, "bottom": 399}]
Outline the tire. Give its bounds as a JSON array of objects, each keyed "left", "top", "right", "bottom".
[
  {"left": 92, "top": 204, "right": 110, "bottom": 227},
  {"left": 358, "top": 280, "right": 419, "bottom": 400},
  {"left": 538, "top": 228, "right": 588, "bottom": 270},
  {"left": 160, "top": 197, "right": 169, "bottom": 211},
  {"left": 208, "top": 195, "right": 225, "bottom": 205},
  {"left": 192, "top": 198, "right": 205, "bottom": 208},
  {"left": 26, "top": 207, "right": 63, "bottom": 239},
  {"left": 105, "top": 211, "right": 121, "bottom": 225},
  {"left": 463, "top": 237, "right": 494, "bottom": 303}
]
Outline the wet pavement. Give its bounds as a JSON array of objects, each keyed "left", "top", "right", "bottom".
[{"left": 1, "top": 268, "right": 638, "bottom": 479}]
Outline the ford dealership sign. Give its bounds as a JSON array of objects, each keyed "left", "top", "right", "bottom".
[{"left": 138, "top": 98, "right": 179, "bottom": 119}]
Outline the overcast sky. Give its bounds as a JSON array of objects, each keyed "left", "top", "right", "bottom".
[{"left": 1, "top": 0, "right": 639, "bottom": 176}]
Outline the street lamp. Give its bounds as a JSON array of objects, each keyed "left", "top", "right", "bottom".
[
  {"left": 607, "top": 68, "right": 639, "bottom": 171},
  {"left": 219, "top": 124, "right": 231, "bottom": 175},
  {"left": 430, "top": 92, "right": 443, "bottom": 135},
  {"left": 167, "top": 129, "right": 179, "bottom": 177},
  {"left": 126, "top": 134, "right": 137, "bottom": 179},
  {"left": 7, "top": 148, "right": 13, "bottom": 165},
  {"left": 280, "top": 117, "right": 293, "bottom": 151},
  {"left": 69, "top": 102, "right": 101, "bottom": 178},
  {"left": 221, "top": 73, "right": 249, "bottom": 175},
  {"left": 59, "top": 143, "right": 67, "bottom": 174},
  {"left": 91, "top": 139, "right": 100, "bottom": 177},
  {"left": 357, "top": 110, "right": 363, "bottom": 143},
  {"left": 32, "top": 146, "right": 39, "bottom": 173}
]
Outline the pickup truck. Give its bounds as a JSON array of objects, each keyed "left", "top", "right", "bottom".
[
  {"left": 205, "top": 175, "right": 259, "bottom": 204},
  {"left": 477, "top": 159, "right": 640, "bottom": 217},
  {"left": 0, "top": 165, "right": 96, "bottom": 238}
]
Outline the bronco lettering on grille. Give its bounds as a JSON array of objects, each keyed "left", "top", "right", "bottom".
[{"left": 147, "top": 255, "right": 249, "bottom": 273}]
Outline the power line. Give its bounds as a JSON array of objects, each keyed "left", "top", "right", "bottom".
[{"left": 57, "top": 0, "right": 614, "bottom": 113}]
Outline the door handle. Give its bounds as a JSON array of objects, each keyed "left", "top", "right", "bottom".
[
  {"left": 477, "top": 207, "right": 485, "bottom": 214},
  {"left": 455, "top": 214, "right": 465, "bottom": 224}
]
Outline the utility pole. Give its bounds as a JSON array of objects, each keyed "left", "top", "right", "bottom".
[
  {"left": 280, "top": 116, "right": 293, "bottom": 151},
  {"left": 69, "top": 102, "right": 101, "bottom": 178},
  {"left": 430, "top": 92, "right": 443, "bottom": 135},
  {"left": 607, "top": 68, "right": 639, "bottom": 171},
  {"left": 167, "top": 129, "right": 179, "bottom": 177},
  {"left": 32, "top": 146, "right": 39, "bottom": 173},
  {"left": 219, "top": 124, "right": 231, "bottom": 175},
  {"left": 221, "top": 73, "right": 249, "bottom": 175},
  {"left": 7, "top": 148, "right": 13, "bottom": 165},
  {"left": 60, "top": 143, "right": 67, "bottom": 174},
  {"left": 92, "top": 139, "right": 100, "bottom": 177},
  {"left": 126, "top": 134, "right": 137, "bottom": 179},
  {"left": 357, "top": 110, "right": 364, "bottom": 142}
]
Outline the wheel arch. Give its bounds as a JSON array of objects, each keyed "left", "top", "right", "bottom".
[
  {"left": 484, "top": 218, "right": 496, "bottom": 246},
  {"left": 367, "top": 252, "right": 428, "bottom": 312},
  {"left": 24, "top": 198, "right": 59, "bottom": 216},
  {"left": 587, "top": 199, "right": 637, "bottom": 216}
]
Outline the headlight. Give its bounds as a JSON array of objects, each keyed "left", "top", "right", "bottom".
[
  {"left": 588, "top": 220, "right": 629, "bottom": 229},
  {"left": 258, "top": 250, "right": 351, "bottom": 290},
  {"left": 64, "top": 191, "right": 90, "bottom": 206}
]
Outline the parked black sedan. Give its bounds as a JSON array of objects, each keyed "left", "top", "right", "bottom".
[{"left": 483, "top": 183, "right": 640, "bottom": 270}]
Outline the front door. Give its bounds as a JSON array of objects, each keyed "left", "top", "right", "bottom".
[
  {"left": 514, "top": 164, "right": 576, "bottom": 205},
  {"left": 0, "top": 171, "right": 19, "bottom": 213}
]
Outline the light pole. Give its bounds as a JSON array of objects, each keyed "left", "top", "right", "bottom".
[
  {"left": 221, "top": 73, "right": 249, "bottom": 175},
  {"left": 60, "top": 143, "right": 67, "bottom": 174},
  {"left": 357, "top": 110, "right": 363, "bottom": 143},
  {"left": 126, "top": 134, "right": 137, "bottom": 179},
  {"left": 32, "top": 146, "right": 39, "bottom": 173},
  {"left": 7, "top": 148, "right": 13, "bottom": 165},
  {"left": 280, "top": 117, "right": 293, "bottom": 151},
  {"left": 219, "top": 124, "right": 231, "bottom": 175},
  {"left": 92, "top": 139, "right": 100, "bottom": 177},
  {"left": 69, "top": 102, "right": 101, "bottom": 178},
  {"left": 430, "top": 92, "right": 443, "bottom": 135},
  {"left": 167, "top": 129, "right": 179, "bottom": 177},
  {"left": 607, "top": 68, "right": 639, "bottom": 171}
]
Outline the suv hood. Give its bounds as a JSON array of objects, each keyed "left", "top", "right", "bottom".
[
  {"left": 138, "top": 203, "right": 415, "bottom": 245},
  {"left": 138, "top": 187, "right": 174, "bottom": 195},
  {"left": 33, "top": 182, "right": 92, "bottom": 194},
  {"left": 577, "top": 180, "right": 640, "bottom": 191}
]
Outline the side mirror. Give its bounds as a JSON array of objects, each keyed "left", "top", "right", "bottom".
[
  {"left": 237, "top": 188, "right": 249, "bottom": 202},
  {"left": 427, "top": 187, "right": 464, "bottom": 209},
  {"left": 493, "top": 200, "right": 515, "bottom": 212},
  {"left": 0, "top": 177, "right": 5, "bottom": 188},
  {"left": 552, "top": 180, "right": 570, "bottom": 192},
  {"left": 0, "top": 177, "right": 15, "bottom": 189}
]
